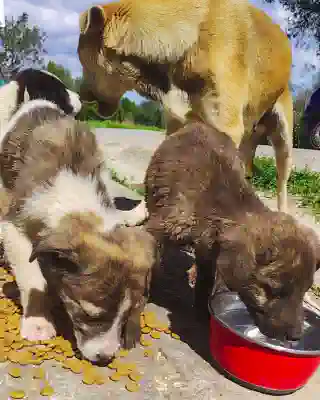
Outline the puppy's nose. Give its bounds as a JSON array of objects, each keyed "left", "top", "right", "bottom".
[{"left": 95, "top": 353, "right": 114, "bottom": 366}]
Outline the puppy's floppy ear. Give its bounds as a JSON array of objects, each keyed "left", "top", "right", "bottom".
[
  {"left": 79, "top": 6, "right": 105, "bottom": 35},
  {"left": 29, "top": 230, "right": 82, "bottom": 272},
  {"left": 217, "top": 226, "right": 255, "bottom": 291},
  {"left": 300, "top": 224, "right": 320, "bottom": 271},
  {"left": 217, "top": 226, "right": 269, "bottom": 309}
]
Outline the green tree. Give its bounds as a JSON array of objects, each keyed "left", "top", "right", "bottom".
[
  {"left": 134, "top": 100, "right": 165, "bottom": 128},
  {"left": 73, "top": 76, "right": 84, "bottom": 94},
  {"left": 46, "top": 60, "right": 75, "bottom": 90},
  {"left": 0, "top": 13, "right": 47, "bottom": 80},
  {"left": 264, "top": 0, "right": 320, "bottom": 52}
]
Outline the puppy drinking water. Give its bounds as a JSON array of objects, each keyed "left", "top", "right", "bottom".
[
  {"left": 0, "top": 99, "right": 157, "bottom": 363},
  {"left": 144, "top": 122, "right": 320, "bottom": 341}
]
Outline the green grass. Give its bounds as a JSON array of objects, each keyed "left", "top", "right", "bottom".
[
  {"left": 311, "top": 284, "right": 320, "bottom": 298},
  {"left": 109, "top": 168, "right": 145, "bottom": 197},
  {"left": 87, "top": 120, "right": 163, "bottom": 131},
  {"left": 251, "top": 157, "right": 320, "bottom": 219},
  {"left": 110, "top": 157, "right": 320, "bottom": 219}
]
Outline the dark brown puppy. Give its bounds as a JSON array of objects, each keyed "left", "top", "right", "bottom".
[{"left": 144, "top": 122, "right": 320, "bottom": 341}]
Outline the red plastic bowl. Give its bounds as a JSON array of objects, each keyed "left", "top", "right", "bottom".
[{"left": 209, "top": 292, "right": 320, "bottom": 395}]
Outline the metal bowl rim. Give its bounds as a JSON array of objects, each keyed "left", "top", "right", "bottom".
[{"left": 208, "top": 293, "right": 320, "bottom": 356}]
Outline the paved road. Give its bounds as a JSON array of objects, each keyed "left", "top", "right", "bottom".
[{"left": 96, "top": 128, "right": 320, "bottom": 185}]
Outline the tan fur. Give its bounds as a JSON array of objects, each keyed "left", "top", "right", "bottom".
[{"left": 78, "top": 0, "right": 293, "bottom": 212}]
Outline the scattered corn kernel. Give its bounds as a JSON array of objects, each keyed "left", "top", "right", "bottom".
[
  {"left": 141, "top": 326, "right": 151, "bottom": 334},
  {"left": 156, "top": 324, "right": 169, "bottom": 332},
  {"left": 9, "top": 390, "right": 26, "bottom": 399},
  {"left": 107, "top": 360, "right": 120, "bottom": 370},
  {"left": 40, "top": 385, "right": 55, "bottom": 397},
  {"left": 0, "top": 270, "right": 184, "bottom": 392},
  {"left": 171, "top": 333, "right": 180, "bottom": 340},
  {"left": 125, "top": 381, "right": 140, "bottom": 392},
  {"left": 129, "top": 372, "right": 142, "bottom": 382},
  {"left": 150, "top": 331, "right": 161, "bottom": 339},
  {"left": 82, "top": 374, "right": 95, "bottom": 385},
  {"left": 109, "top": 372, "right": 122, "bottom": 382},
  {"left": 8, "top": 367, "right": 21, "bottom": 378}
]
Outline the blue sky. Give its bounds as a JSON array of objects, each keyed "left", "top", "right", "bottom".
[{"left": 5, "top": 0, "right": 320, "bottom": 102}]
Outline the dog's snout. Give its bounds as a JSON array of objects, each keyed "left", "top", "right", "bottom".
[{"left": 95, "top": 352, "right": 115, "bottom": 366}]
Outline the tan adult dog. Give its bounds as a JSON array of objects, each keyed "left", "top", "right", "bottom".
[{"left": 78, "top": 0, "right": 293, "bottom": 218}]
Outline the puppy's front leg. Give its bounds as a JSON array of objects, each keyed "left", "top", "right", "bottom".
[
  {"left": 194, "top": 252, "right": 215, "bottom": 321},
  {"left": 2, "top": 222, "right": 56, "bottom": 341},
  {"left": 123, "top": 301, "right": 146, "bottom": 350}
]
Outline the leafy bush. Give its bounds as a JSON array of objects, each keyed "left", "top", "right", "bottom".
[{"left": 252, "top": 157, "right": 320, "bottom": 217}]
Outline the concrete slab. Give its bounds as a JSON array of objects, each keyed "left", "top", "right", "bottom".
[{"left": 95, "top": 128, "right": 320, "bottom": 185}]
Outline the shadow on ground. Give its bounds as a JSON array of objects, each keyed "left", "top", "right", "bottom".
[
  {"left": 115, "top": 196, "right": 217, "bottom": 366},
  {"left": 3, "top": 196, "right": 220, "bottom": 371}
]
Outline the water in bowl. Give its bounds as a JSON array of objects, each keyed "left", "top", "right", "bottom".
[{"left": 218, "top": 307, "right": 319, "bottom": 353}]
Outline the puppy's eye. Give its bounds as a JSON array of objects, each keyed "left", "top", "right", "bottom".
[{"left": 256, "top": 248, "right": 275, "bottom": 265}]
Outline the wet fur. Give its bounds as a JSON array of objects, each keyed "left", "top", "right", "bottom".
[
  {"left": 77, "top": 0, "right": 293, "bottom": 212},
  {"left": 144, "top": 122, "right": 320, "bottom": 341},
  {"left": 0, "top": 102, "right": 158, "bottom": 361}
]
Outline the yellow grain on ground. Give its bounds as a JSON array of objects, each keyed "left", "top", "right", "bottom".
[{"left": 0, "top": 268, "right": 182, "bottom": 394}]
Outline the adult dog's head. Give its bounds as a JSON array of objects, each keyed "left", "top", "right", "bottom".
[
  {"left": 216, "top": 212, "right": 320, "bottom": 341},
  {"left": 77, "top": 2, "right": 207, "bottom": 117},
  {"left": 29, "top": 213, "right": 158, "bottom": 364}
]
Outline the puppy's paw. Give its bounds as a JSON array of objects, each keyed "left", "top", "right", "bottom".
[
  {"left": 21, "top": 316, "right": 56, "bottom": 341},
  {"left": 124, "top": 213, "right": 147, "bottom": 227},
  {"left": 123, "top": 318, "right": 141, "bottom": 350},
  {"left": 123, "top": 203, "right": 148, "bottom": 227}
]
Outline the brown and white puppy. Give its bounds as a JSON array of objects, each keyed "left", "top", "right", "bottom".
[
  {"left": 77, "top": 0, "right": 293, "bottom": 215},
  {"left": 144, "top": 122, "right": 320, "bottom": 341},
  {"left": 0, "top": 99, "right": 158, "bottom": 363}
]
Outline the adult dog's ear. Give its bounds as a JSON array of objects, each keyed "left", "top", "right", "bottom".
[{"left": 79, "top": 6, "right": 105, "bottom": 36}]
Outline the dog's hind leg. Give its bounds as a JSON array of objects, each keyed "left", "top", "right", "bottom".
[
  {"left": 254, "top": 88, "right": 293, "bottom": 212},
  {"left": 239, "top": 124, "right": 268, "bottom": 179},
  {"left": 2, "top": 222, "right": 56, "bottom": 341},
  {"left": 271, "top": 88, "right": 293, "bottom": 212}
]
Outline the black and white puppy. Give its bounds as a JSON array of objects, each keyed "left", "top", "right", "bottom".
[{"left": 0, "top": 68, "right": 82, "bottom": 134}]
